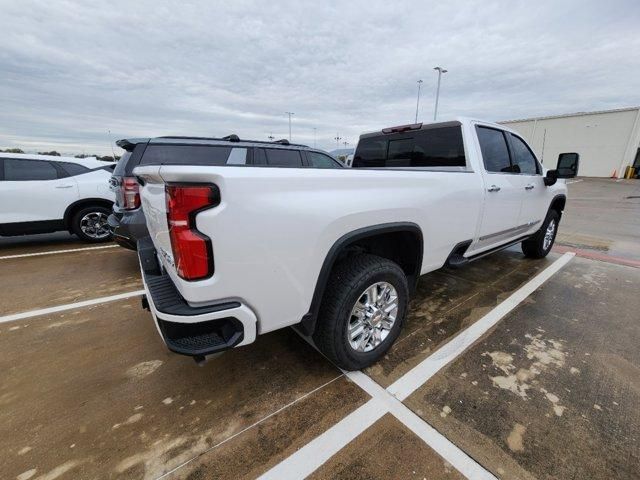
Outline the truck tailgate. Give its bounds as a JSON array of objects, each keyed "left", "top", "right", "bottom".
[{"left": 135, "top": 167, "right": 174, "bottom": 273}]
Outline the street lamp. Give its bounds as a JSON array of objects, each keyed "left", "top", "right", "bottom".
[
  {"left": 285, "top": 112, "right": 295, "bottom": 141},
  {"left": 415, "top": 79, "right": 423, "bottom": 123},
  {"left": 433, "top": 66, "right": 447, "bottom": 121},
  {"left": 334, "top": 133, "right": 342, "bottom": 149},
  {"left": 313, "top": 128, "right": 317, "bottom": 148}
]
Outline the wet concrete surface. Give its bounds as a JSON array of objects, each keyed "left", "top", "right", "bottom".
[
  {"left": 558, "top": 178, "right": 640, "bottom": 260},
  {"left": 0, "top": 247, "right": 140, "bottom": 315},
  {"left": 0, "top": 231, "right": 97, "bottom": 256},
  {"left": 0, "top": 299, "right": 366, "bottom": 479},
  {"left": 365, "top": 248, "right": 557, "bottom": 387},
  {"left": 405, "top": 256, "right": 640, "bottom": 479},
  {"left": 309, "top": 414, "right": 464, "bottom": 480}
]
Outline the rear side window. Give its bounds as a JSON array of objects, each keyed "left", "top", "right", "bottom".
[
  {"left": 353, "top": 138, "right": 388, "bottom": 167},
  {"left": 112, "top": 151, "right": 132, "bottom": 177},
  {"left": 226, "top": 147, "right": 248, "bottom": 165},
  {"left": 308, "top": 151, "right": 340, "bottom": 168},
  {"left": 353, "top": 126, "right": 466, "bottom": 168},
  {"left": 4, "top": 159, "right": 59, "bottom": 181},
  {"left": 476, "top": 127, "right": 512, "bottom": 173},
  {"left": 508, "top": 134, "right": 539, "bottom": 174},
  {"left": 141, "top": 145, "right": 232, "bottom": 166},
  {"left": 264, "top": 148, "right": 303, "bottom": 167},
  {"left": 58, "top": 162, "right": 90, "bottom": 176}
]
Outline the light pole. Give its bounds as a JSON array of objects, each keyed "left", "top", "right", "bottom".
[
  {"left": 268, "top": 133, "right": 274, "bottom": 141},
  {"left": 343, "top": 141, "right": 349, "bottom": 148},
  {"left": 313, "top": 128, "right": 317, "bottom": 148},
  {"left": 285, "top": 112, "right": 294, "bottom": 141},
  {"left": 414, "top": 79, "right": 423, "bottom": 123},
  {"left": 334, "top": 133, "right": 342, "bottom": 149},
  {"left": 433, "top": 67, "right": 447, "bottom": 121}
]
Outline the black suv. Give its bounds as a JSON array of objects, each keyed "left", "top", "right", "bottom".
[{"left": 108, "top": 135, "right": 342, "bottom": 250}]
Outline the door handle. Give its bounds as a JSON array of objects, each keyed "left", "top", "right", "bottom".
[
  {"left": 525, "top": 184, "right": 535, "bottom": 190},
  {"left": 55, "top": 184, "right": 74, "bottom": 189},
  {"left": 487, "top": 185, "right": 501, "bottom": 192}
]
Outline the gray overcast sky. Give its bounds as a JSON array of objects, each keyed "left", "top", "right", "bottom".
[{"left": 1, "top": 0, "right": 639, "bottom": 155}]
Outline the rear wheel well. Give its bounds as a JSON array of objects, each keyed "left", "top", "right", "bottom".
[
  {"left": 298, "top": 223, "right": 423, "bottom": 336},
  {"left": 64, "top": 199, "right": 113, "bottom": 230}
]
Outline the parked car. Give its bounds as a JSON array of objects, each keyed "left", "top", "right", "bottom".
[
  {"left": 132, "top": 119, "right": 579, "bottom": 370},
  {"left": 0, "top": 153, "right": 115, "bottom": 242},
  {"left": 108, "top": 136, "right": 342, "bottom": 250}
]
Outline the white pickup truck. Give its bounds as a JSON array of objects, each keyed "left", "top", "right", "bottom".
[{"left": 132, "top": 119, "right": 579, "bottom": 369}]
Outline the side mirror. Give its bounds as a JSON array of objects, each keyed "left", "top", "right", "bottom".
[{"left": 544, "top": 152, "right": 579, "bottom": 186}]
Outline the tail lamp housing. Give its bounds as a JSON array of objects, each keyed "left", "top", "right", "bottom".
[
  {"left": 165, "top": 184, "right": 220, "bottom": 281},
  {"left": 122, "top": 177, "right": 141, "bottom": 210}
]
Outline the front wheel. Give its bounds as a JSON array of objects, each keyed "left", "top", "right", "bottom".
[
  {"left": 72, "top": 206, "right": 113, "bottom": 243},
  {"left": 522, "top": 210, "right": 560, "bottom": 258},
  {"left": 313, "top": 254, "right": 409, "bottom": 370}
]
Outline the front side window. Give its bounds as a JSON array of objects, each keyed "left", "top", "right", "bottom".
[
  {"left": 264, "top": 149, "right": 303, "bottom": 167},
  {"left": 4, "top": 159, "right": 59, "bottom": 181},
  {"left": 476, "top": 127, "right": 512, "bottom": 173},
  {"left": 509, "top": 134, "right": 539, "bottom": 174},
  {"left": 308, "top": 151, "right": 340, "bottom": 168}
]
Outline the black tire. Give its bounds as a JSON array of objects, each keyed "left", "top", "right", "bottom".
[
  {"left": 71, "top": 206, "right": 113, "bottom": 243},
  {"left": 522, "top": 210, "right": 560, "bottom": 259},
  {"left": 313, "top": 254, "right": 409, "bottom": 370}
]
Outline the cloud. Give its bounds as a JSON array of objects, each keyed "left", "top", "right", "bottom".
[{"left": 0, "top": 0, "right": 638, "bottom": 154}]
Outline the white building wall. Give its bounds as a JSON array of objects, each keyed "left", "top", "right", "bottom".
[{"left": 502, "top": 107, "right": 640, "bottom": 178}]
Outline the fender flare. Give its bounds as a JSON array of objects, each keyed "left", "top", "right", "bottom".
[{"left": 297, "top": 222, "right": 423, "bottom": 336}]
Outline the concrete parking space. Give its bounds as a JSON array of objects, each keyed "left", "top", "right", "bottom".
[
  {"left": 404, "top": 256, "right": 640, "bottom": 479},
  {"left": 0, "top": 247, "right": 140, "bottom": 316},
  {"left": 558, "top": 178, "right": 640, "bottom": 261},
  {"left": 0, "top": 297, "right": 367, "bottom": 480},
  {"left": 0, "top": 232, "right": 97, "bottom": 257}
]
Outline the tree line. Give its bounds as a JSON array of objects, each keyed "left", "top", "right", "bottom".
[{"left": 0, "top": 148, "right": 120, "bottom": 162}]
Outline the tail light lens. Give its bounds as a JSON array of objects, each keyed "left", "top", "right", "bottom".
[
  {"left": 165, "top": 184, "right": 219, "bottom": 281},
  {"left": 122, "top": 177, "right": 141, "bottom": 210}
]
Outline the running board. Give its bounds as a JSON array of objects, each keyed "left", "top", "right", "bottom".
[{"left": 445, "top": 235, "right": 532, "bottom": 268}]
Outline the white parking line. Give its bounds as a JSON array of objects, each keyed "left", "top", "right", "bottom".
[
  {"left": 388, "top": 251, "right": 575, "bottom": 400},
  {"left": 261, "top": 252, "right": 575, "bottom": 479},
  {"left": 0, "top": 289, "right": 145, "bottom": 324},
  {"left": 566, "top": 179, "right": 584, "bottom": 184},
  {"left": 0, "top": 244, "right": 118, "bottom": 260},
  {"left": 258, "top": 398, "right": 387, "bottom": 480}
]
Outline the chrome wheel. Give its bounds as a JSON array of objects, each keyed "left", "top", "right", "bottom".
[
  {"left": 543, "top": 219, "right": 556, "bottom": 250},
  {"left": 347, "top": 281, "right": 399, "bottom": 353},
  {"left": 80, "top": 212, "right": 110, "bottom": 239}
]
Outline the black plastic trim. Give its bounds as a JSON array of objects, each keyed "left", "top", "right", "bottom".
[
  {"left": 158, "top": 317, "right": 244, "bottom": 357},
  {"left": 297, "top": 222, "right": 423, "bottom": 336}
]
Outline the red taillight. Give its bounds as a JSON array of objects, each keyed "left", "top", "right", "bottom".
[
  {"left": 165, "top": 184, "right": 219, "bottom": 281},
  {"left": 122, "top": 177, "right": 141, "bottom": 210}
]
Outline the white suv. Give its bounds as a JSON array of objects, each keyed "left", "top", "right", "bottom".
[{"left": 0, "top": 153, "right": 116, "bottom": 242}]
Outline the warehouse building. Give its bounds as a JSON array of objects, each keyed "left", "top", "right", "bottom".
[{"left": 501, "top": 106, "right": 640, "bottom": 178}]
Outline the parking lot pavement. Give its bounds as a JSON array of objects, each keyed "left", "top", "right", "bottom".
[
  {"left": 0, "top": 232, "right": 94, "bottom": 257},
  {"left": 365, "top": 248, "right": 557, "bottom": 387},
  {"left": 308, "top": 414, "right": 464, "bottom": 479},
  {"left": 0, "top": 298, "right": 368, "bottom": 480},
  {"left": 404, "top": 256, "right": 640, "bottom": 479},
  {"left": 0, "top": 247, "right": 140, "bottom": 316},
  {"left": 558, "top": 178, "right": 640, "bottom": 261}
]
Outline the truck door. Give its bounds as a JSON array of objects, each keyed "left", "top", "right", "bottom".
[
  {"left": 472, "top": 126, "right": 524, "bottom": 252},
  {"left": 506, "top": 133, "right": 547, "bottom": 232}
]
